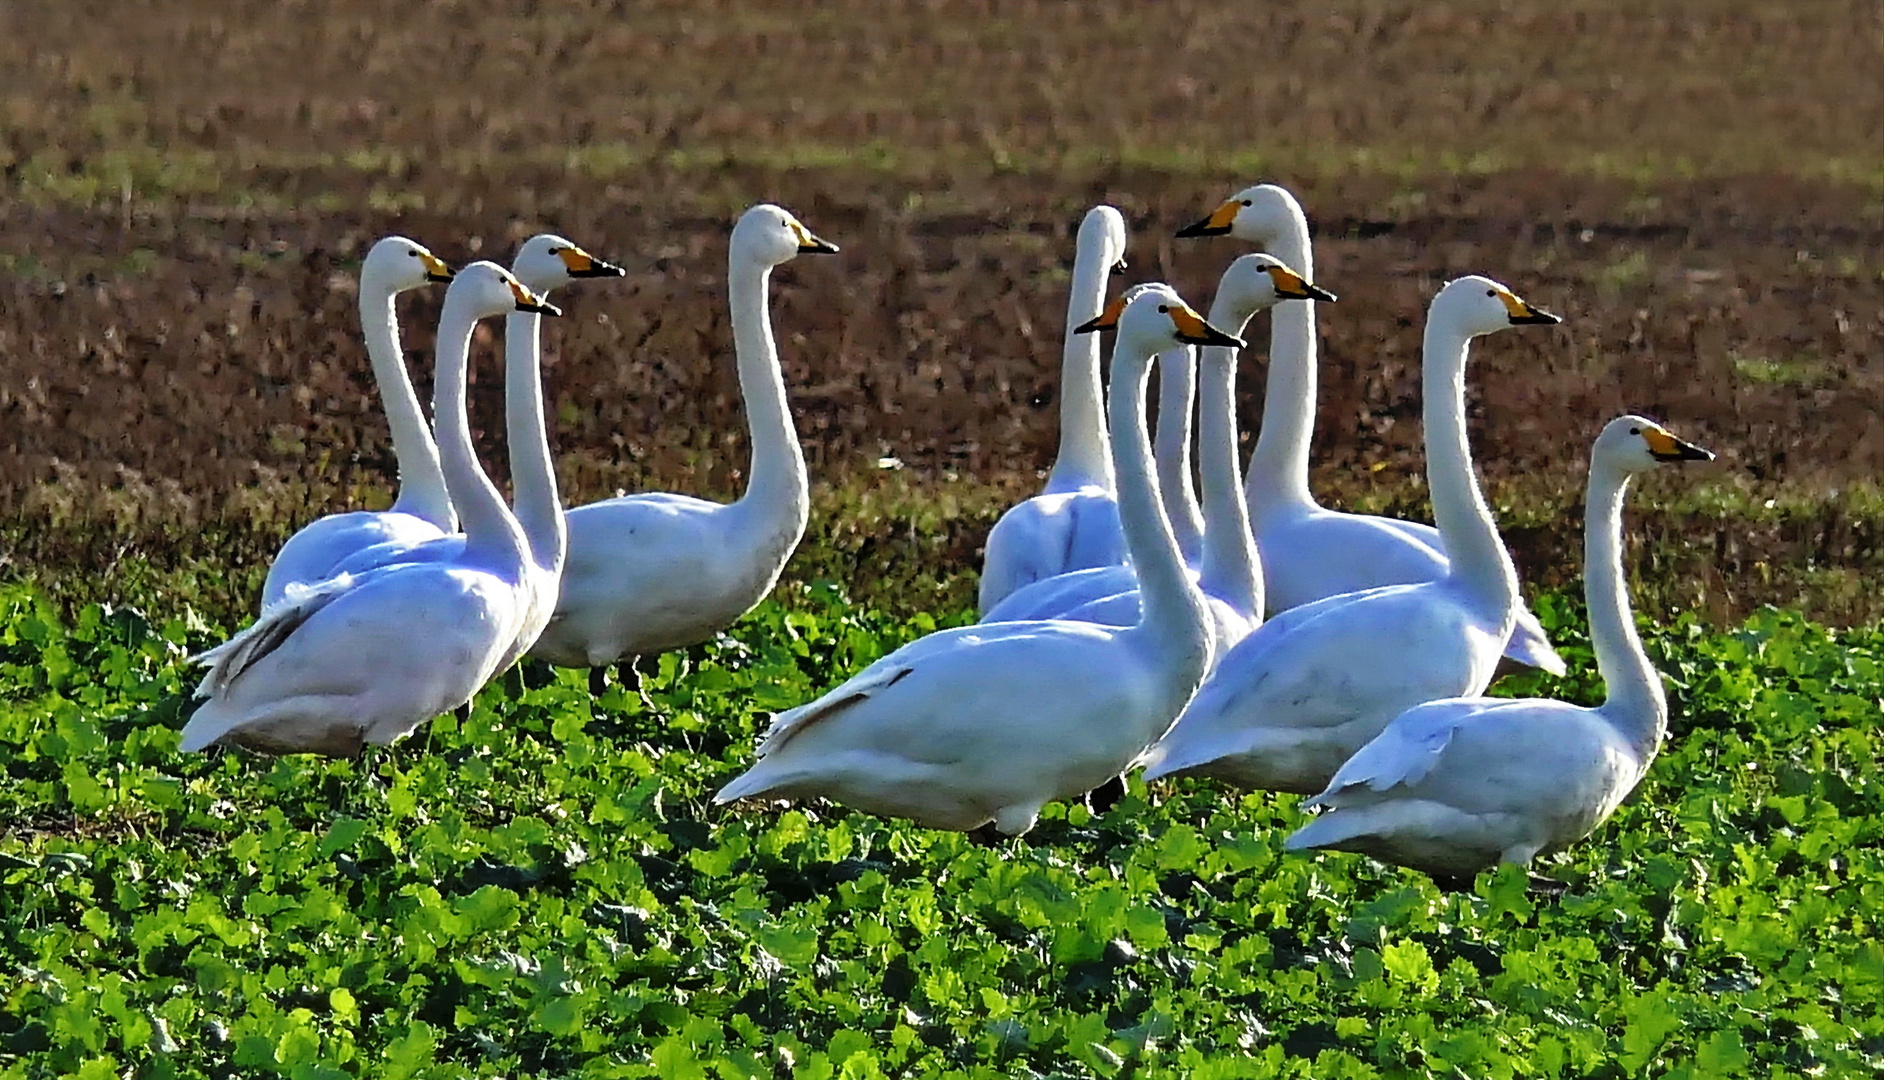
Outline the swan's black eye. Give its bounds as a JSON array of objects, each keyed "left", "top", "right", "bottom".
[
  {"left": 1629, "top": 427, "right": 1641, "bottom": 435},
  {"left": 1240, "top": 199, "right": 1252, "bottom": 207},
  {"left": 1486, "top": 288, "right": 1496, "bottom": 297},
  {"left": 409, "top": 250, "right": 420, "bottom": 258},
  {"left": 1157, "top": 304, "right": 1169, "bottom": 313}
]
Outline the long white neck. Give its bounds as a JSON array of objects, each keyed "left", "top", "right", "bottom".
[
  {"left": 1154, "top": 346, "right": 1204, "bottom": 565},
  {"left": 1046, "top": 230, "right": 1115, "bottom": 494},
  {"left": 1585, "top": 463, "right": 1666, "bottom": 756},
  {"left": 727, "top": 255, "right": 810, "bottom": 544},
  {"left": 433, "top": 299, "right": 530, "bottom": 572},
  {"left": 1243, "top": 203, "right": 1319, "bottom": 518},
  {"left": 363, "top": 287, "right": 455, "bottom": 531},
  {"left": 1196, "top": 295, "right": 1264, "bottom": 619},
  {"left": 1422, "top": 316, "right": 1519, "bottom": 618},
  {"left": 502, "top": 310, "right": 566, "bottom": 575},
  {"left": 1110, "top": 339, "right": 1210, "bottom": 648}
]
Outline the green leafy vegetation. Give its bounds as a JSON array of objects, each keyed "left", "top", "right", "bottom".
[{"left": 2, "top": 580, "right": 1879, "bottom": 1077}]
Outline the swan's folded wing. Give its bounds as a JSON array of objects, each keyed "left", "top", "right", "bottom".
[
  {"left": 1304, "top": 697, "right": 1491, "bottom": 807},
  {"left": 755, "top": 662, "right": 915, "bottom": 757},
  {"left": 192, "top": 573, "right": 367, "bottom": 699}
]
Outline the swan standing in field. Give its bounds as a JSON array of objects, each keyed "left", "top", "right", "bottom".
[
  {"left": 714, "top": 289, "right": 1242, "bottom": 836},
  {"left": 982, "top": 257, "right": 1337, "bottom": 663},
  {"left": 528, "top": 205, "right": 838, "bottom": 692},
  {"left": 1287, "top": 416, "right": 1713, "bottom": 882},
  {"left": 1176, "top": 186, "right": 1565, "bottom": 675},
  {"left": 1138, "top": 276, "right": 1560, "bottom": 794},
  {"left": 976, "top": 206, "right": 1130, "bottom": 615},
  {"left": 327, "top": 235, "right": 625, "bottom": 665},
  {"left": 180, "top": 264, "right": 561, "bottom": 755},
  {"left": 257, "top": 237, "right": 456, "bottom": 611}
]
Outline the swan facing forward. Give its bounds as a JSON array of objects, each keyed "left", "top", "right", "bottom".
[
  {"left": 179, "top": 264, "right": 560, "bottom": 756},
  {"left": 1139, "top": 276, "right": 1559, "bottom": 795},
  {"left": 1176, "top": 185, "right": 1564, "bottom": 676},
  {"left": 529, "top": 205, "right": 837, "bottom": 681},
  {"left": 1287, "top": 417, "right": 1713, "bottom": 881},
  {"left": 714, "top": 289, "right": 1241, "bottom": 836},
  {"left": 258, "top": 237, "right": 456, "bottom": 611},
  {"left": 977, "top": 206, "right": 1130, "bottom": 614}
]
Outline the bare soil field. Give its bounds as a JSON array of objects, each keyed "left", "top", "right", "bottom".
[{"left": 1, "top": 0, "right": 1880, "bottom": 621}]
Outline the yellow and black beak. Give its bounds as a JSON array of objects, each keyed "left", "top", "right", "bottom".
[
  {"left": 1073, "top": 295, "right": 1128, "bottom": 334},
  {"left": 556, "top": 246, "right": 626, "bottom": 279},
  {"left": 1643, "top": 427, "right": 1714, "bottom": 463},
  {"left": 789, "top": 221, "right": 840, "bottom": 255},
  {"left": 509, "top": 280, "right": 562, "bottom": 317},
  {"left": 1169, "top": 303, "right": 1246, "bottom": 348},
  {"left": 1110, "top": 258, "right": 1128, "bottom": 276},
  {"left": 1267, "top": 264, "right": 1337, "bottom": 303},
  {"left": 1175, "top": 198, "right": 1242, "bottom": 239},
  {"left": 420, "top": 252, "right": 455, "bottom": 284},
  {"left": 1496, "top": 290, "right": 1561, "bottom": 326}
]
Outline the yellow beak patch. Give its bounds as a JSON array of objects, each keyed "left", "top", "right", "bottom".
[{"left": 555, "top": 247, "right": 597, "bottom": 274}]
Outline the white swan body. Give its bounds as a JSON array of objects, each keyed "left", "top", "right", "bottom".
[
  {"left": 1176, "top": 186, "right": 1564, "bottom": 676},
  {"left": 180, "top": 265, "right": 559, "bottom": 755},
  {"left": 983, "top": 257, "right": 1334, "bottom": 669},
  {"left": 976, "top": 206, "right": 1130, "bottom": 614},
  {"left": 1287, "top": 417, "right": 1713, "bottom": 877},
  {"left": 1139, "top": 276, "right": 1561, "bottom": 793},
  {"left": 527, "top": 205, "right": 836, "bottom": 668},
  {"left": 257, "top": 237, "right": 456, "bottom": 611},
  {"left": 714, "top": 289, "right": 1239, "bottom": 835},
  {"left": 328, "top": 235, "right": 624, "bottom": 665}
]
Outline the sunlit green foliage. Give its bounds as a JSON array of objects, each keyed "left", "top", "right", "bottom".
[{"left": 1, "top": 582, "right": 1879, "bottom": 1077}]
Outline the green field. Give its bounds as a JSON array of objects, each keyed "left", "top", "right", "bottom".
[{"left": 2, "top": 578, "right": 1881, "bottom": 1077}]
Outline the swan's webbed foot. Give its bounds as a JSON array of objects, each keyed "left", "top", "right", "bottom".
[{"left": 1086, "top": 775, "right": 1127, "bottom": 815}]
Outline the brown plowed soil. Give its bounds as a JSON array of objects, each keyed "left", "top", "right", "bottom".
[{"left": 1, "top": 1, "right": 1880, "bottom": 619}]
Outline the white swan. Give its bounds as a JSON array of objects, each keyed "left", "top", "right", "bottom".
[
  {"left": 1138, "top": 276, "right": 1560, "bottom": 794},
  {"left": 982, "top": 257, "right": 1336, "bottom": 664},
  {"left": 713, "top": 288, "right": 1241, "bottom": 836},
  {"left": 180, "top": 264, "right": 560, "bottom": 755},
  {"left": 257, "top": 237, "right": 456, "bottom": 610},
  {"left": 1155, "top": 343, "right": 1206, "bottom": 567},
  {"left": 1176, "top": 186, "right": 1565, "bottom": 676},
  {"left": 327, "top": 235, "right": 625, "bottom": 666},
  {"left": 1286, "top": 416, "right": 1713, "bottom": 880},
  {"left": 528, "top": 205, "right": 837, "bottom": 683},
  {"left": 976, "top": 206, "right": 1129, "bottom": 614}
]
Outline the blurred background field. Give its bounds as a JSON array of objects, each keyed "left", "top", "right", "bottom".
[{"left": 0, "top": 0, "right": 1880, "bottom": 621}]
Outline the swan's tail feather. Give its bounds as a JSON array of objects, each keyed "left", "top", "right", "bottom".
[
  {"left": 192, "top": 574, "right": 358, "bottom": 699},
  {"left": 754, "top": 663, "right": 912, "bottom": 756},
  {"left": 1284, "top": 811, "right": 1367, "bottom": 853},
  {"left": 1504, "top": 608, "right": 1567, "bottom": 676}
]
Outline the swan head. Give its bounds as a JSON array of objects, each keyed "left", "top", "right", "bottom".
[
  {"left": 1596, "top": 415, "right": 1714, "bottom": 472},
  {"left": 1431, "top": 275, "right": 1560, "bottom": 337},
  {"left": 511, "top": 234, "right": 625, "bottom": 294},
  {"left": 1078, "top": 205, "right": 1129, "bottom": 275},
  {"left": 1175, "top": 184, "right": 1306, "bottom": 245},
  {"left": 1075, "top": 285, "right": 1246, "bottom": 353},
  {"left": 1214, "top": 253, "right": 1337, "bottom": 327},
  {"left": 445, "top": 261, "right": 562, "bottom": 320},
  {"left": 732, "top": 204, "right": 840, "bottom": 267},
  {"left": 363, "top": 236, "right": 454, "bottom": 293}
]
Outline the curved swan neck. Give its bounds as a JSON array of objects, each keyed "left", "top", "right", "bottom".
[
  {"left": 1154, "top": 346, "right": 1204, "bottom": 564},
  {"left": 503, "top": 311, "right": 566, "bottom": 573},
  {"left": 1586, "top": 463, "right": 1666, "bottom": 753},
  {"left": 434, "top": 298, "right": 529, "bottom": 571},
  {"left": 363, "top": 288, "right": 455, "bottom": 531},
  {"left": 727, "top": 256, "right": 810, "bottom": 537},
  {"left": 1195, "top": 300, "right": 1264, "bottom": 619},
  {"left": 1243, "top": 202, "right": 1319, "bottom": 518},
  {"left": 1422, "top": 316, "right": 1518, "bottom": 614},
  {"left": 1109, "top": 339, "right": 1209, "bottom": 644},
  {"left": 1047, "top": 230, "right": 1116, "bottom": 494}
]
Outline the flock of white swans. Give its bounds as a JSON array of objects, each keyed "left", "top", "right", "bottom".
[{"left": 178, "top": 184, "right": 1714, "bottom": 886}]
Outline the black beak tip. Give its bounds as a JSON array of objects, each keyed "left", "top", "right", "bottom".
[
  {"left": 579, "top": 261, "right": 627, "bottom": 278},
  {"left": 531, "top": 301, "right": 563, "bottom": 318},
  {"left": 1174, "top": 220, "right": 1228, "bottom": 240},
  {"left": 1682, "top": 444, "right": 1716, "bottom": 462},
  {"left": 1515, "top": 308, "right": 1563, "bottom": 326},
  {"left": 1072, "top": 316, "right": 1107, "bottom": 334},
  {"left": 1304, "top": 285, "right": 1339, "bottom": 303},
  {"left": 427, "top": 271, "right": 455, "bottom": 284},
  {"left": 802, "top": 240, "right": 841, "bottom": 255}
]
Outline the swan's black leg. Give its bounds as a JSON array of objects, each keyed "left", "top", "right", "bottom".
[
  {"left": 967, "top": 822, "right": 1008, "bottom": 848},
  {"left": 1431, "top": 874, "right": 1476, "bottom": 894},
  {"left": 588, "top": 665, "right": 609, "bottom": 698},
  {"left": 453, "top": 701, "right": 471, "bottom": 722},
  {"left": 621, "top": 656, "right": 656, "bottom": 712},
  {"left": 1086, "top": 775, "right": 1127, "bottom": 815}
]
